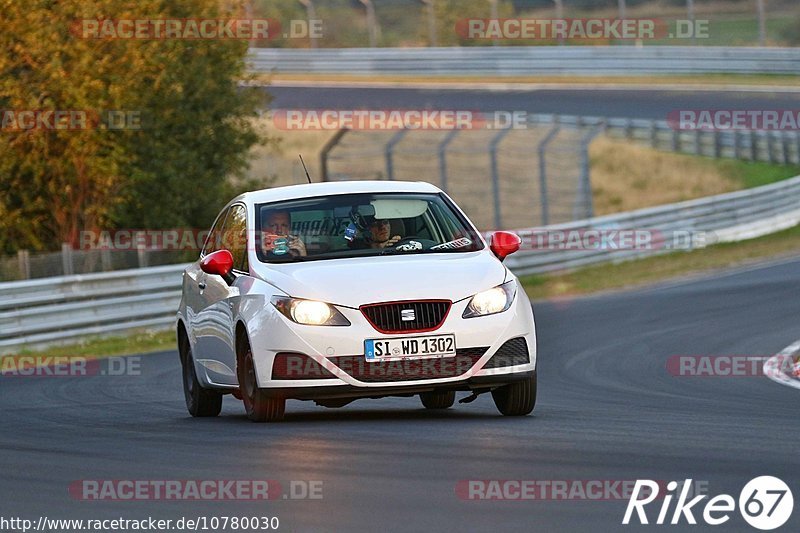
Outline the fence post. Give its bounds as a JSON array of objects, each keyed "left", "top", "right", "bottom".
[
  {"left": 438, "top": 129, "right": 460, "bottom": 193},
  {"left": 61, "top": 243, "right": 74, "bottom": 276},
  {"left": 672, "top": 127, "right": 679, "bottom": 152},
  {"left": 713, "top": 130, "right": 722, "bottom": 158},
  {"left": 489, "top": 127, "right": 512, "bottom": 229},
  {"left": 17, "top": 249, "right": 30, "bottom": 280},
  {"left": 538, "top": 123, "right": 561, "bottom": 226},
  {"left": 767, "top": 132, "right": 776, "bottom": 163},
  {"left": 694, "top": 130, "right": 701, "bottom": 155},
  {"left": 385, "top": 129, "right": 408, "bottom": 181},
  {"left": 576, "top": 124, "right": 603, "bottom": 220},
  {"left": 734, "top": 130, "right": 742, "bottom": 159},
  {"left": 795, "top": 131, "right": 800, "bottom": 164},
  {"left": 135, "top": 231, "right": 148, "bottom": 268},
  {"left": 649, "top": 121, "right": 657, "bottom": 148},
  {"left": 750, "top": 130, "right": 757, "bottom": 161},
  {"left": 101, "top": 248, "right": 112, "bottom": 271},
  {"left": 320, "top": 128, "right": 349, "bottom": 182},
  {"left": 781, "top": 132, "right": 790, "bottom": 164}
]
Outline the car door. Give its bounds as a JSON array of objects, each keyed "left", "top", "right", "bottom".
[
  {"left": 191, "top": 205, "right": 240, "bottom": 387},
  {"left": 184, "top": 207, "right": 228, "bottom": 347}
]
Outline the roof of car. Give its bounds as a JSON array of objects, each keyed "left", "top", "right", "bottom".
[{"left": 236, "top": 180, "right": 443, "bottom": 205}]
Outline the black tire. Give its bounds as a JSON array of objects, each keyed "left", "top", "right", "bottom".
[
  {"left": 180, "top": 334, "right": 223, "bottom": 418},
  {"left": 420, "top": 390, "right": 456, "bottom": 409},
  {"left": 238, "top": 339, "right": 285, "bottom": 423},
  {"left": 491, "top": 372, "right": 537, "bottom": 416}
]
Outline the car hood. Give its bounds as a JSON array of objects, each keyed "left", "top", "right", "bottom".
[{"left": 253, "top": 251, "right": 507, "bottom": 308}]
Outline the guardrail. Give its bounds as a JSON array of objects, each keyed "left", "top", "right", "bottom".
[
  {"left": 1, "top": 174, "right": 800, "bottom": 354},
  {"left": 248, "top": 46, "right": 800, "bottom": 76},
  {"left": 0, "top": 264, "right": 186, "bottom": 352},
  {"left": 505, "top": 174, "right": 800, "bottom": 275}
]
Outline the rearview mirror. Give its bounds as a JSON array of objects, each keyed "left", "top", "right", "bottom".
[
  {"left": 201, "top": 249, "right": 235, "bottom": 285},
  {"left": 490, "top": 231, "right": 521, "bottom": 261}
]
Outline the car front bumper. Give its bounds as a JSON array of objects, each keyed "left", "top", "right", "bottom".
[{"left": 247, "top": 289, "right": 537, "bottom": 396}]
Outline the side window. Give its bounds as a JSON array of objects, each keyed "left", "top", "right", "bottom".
[
  {"left": 222, "top": 204, "right": 248, "bottom": 272},
  {"left": 202, "top": 207, "right": 230, "bottom": 256}
]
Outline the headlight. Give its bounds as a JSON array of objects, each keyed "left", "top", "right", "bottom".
[
  {"left": 462, "top": 281, "right": 516, "bottom": 318},
  {"left": 271, "top": 296, "right": 351, "bottom": 326}
]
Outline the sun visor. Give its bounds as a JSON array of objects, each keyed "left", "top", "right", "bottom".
[{"left": 371, "top": 199, "right": 427, "bottom": 219}]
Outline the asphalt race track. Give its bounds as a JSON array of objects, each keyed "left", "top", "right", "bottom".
[
  {"left": 2, "top": 256, "right": 799, "bottom": 532},
  {"left": 266, "top": 85, "right": 800, "bottom": 120}
]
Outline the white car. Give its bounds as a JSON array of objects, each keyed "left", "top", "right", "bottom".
[{"left": 177, "top": 181, "right": 537, "bottom": 422}]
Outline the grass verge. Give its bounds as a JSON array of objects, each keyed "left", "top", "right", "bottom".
[
  {"left": 589, "top": 137, "right": 800, "bottom": 215},
  {"left": 520, "top": 223, "right": 800, "bottom": 300},
  {"left": 4, "top": 329, "right": 175, "bottom": 360}
]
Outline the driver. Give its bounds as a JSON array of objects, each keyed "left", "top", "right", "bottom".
[
  {"left": 262, "top": 210, "right": 307, "bottom": 257},
  {"left": 364, "top": 217, "right": 402, "bottom": 249}
]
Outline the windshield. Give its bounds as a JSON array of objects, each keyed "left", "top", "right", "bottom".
[{"left": 255, "top": 192, "right": 483, "bottom": 263}]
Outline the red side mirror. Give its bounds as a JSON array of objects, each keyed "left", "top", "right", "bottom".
[
  {"left": 201, "top": 249, "right": 235, "bottom": 284},
  {"left": 490, "top": 231, "right": 521, "bottom": 261}
]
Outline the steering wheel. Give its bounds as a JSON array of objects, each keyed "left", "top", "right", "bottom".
[{"left": 391, "top": 236, "right": 437, "bottom": 250}]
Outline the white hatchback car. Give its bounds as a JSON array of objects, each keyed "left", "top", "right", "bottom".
[{"left": 177, "top": 181, "right": 537, "bottom": 422}]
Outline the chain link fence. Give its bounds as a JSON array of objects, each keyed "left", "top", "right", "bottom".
[
  {"left": 323, "top": 116, "right": 602, "bottom": 231},
  {"left": 0, "top": 246, "right": 191, "bottom": 282}
]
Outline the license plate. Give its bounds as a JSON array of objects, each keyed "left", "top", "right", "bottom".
[{"left": 365, "top": 334, "right": 456, "bottom": 362}]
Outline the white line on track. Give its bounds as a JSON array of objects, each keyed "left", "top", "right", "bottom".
[{"left": 764, "top": 340, "right": 800, "bottom": 391}]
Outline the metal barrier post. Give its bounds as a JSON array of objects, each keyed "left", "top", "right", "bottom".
[
  {"left": 537, "top": 123, "right": 560, "bottom": 226},
  {"left": 61, "top": 243, "right": 73, "bottom": 276},
  {"left": 17, "top": 250, "right": 30, "bottom": 280},
  {"left": 320, "top": 128, "right": 349, "bottom": 182},
  {"left": 438, "top": 129, "right": 460, "bottom": 193},
  {"left": 385, "top": 129, "right": 408, "bottom": 181},
  {"left": 489, "top": 127, "right": 512, "bottom": 229}
]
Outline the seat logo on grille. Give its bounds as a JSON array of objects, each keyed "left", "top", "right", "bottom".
[{"left": 400, "top": 309, "right": 416, "bottom": 322}]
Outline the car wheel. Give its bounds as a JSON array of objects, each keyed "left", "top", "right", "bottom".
[
  {"left": 238, "top": 340, "right": 285, "bottom": 423},
  {"left": 491, "top": 371, "right": 537, "bottom": 416},
  {"left": 420, "top": 390, "right": 456, "bottom": 409},
  {"left": 180, "top": 334, "right": 223, "bottom": 417}
]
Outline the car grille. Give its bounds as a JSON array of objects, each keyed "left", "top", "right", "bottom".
[
  {"left": 329, "top": 347, "right": 488, "bottom": 383},
  {"left": 483, "top": 337, "right": 530, "bottom": 369},
  {"left": 360, "top": 300, "right": 452, "bottom": 333}
]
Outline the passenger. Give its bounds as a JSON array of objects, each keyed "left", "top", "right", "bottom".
[{"left": 262, "top": 211, "right": 307, "bottom": 257}]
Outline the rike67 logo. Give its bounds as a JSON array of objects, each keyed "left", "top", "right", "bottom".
[{"left": 623, "top": 477, "right": 793, "bottom": 530}]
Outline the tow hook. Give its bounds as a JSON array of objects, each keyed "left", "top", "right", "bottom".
[{"left": 459, "top": 390, "right": 486, "bottom": 404}]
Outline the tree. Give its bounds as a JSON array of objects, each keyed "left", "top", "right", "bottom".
[{"left": 0, "top": 0, "right": 265, "bottom": 253}]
